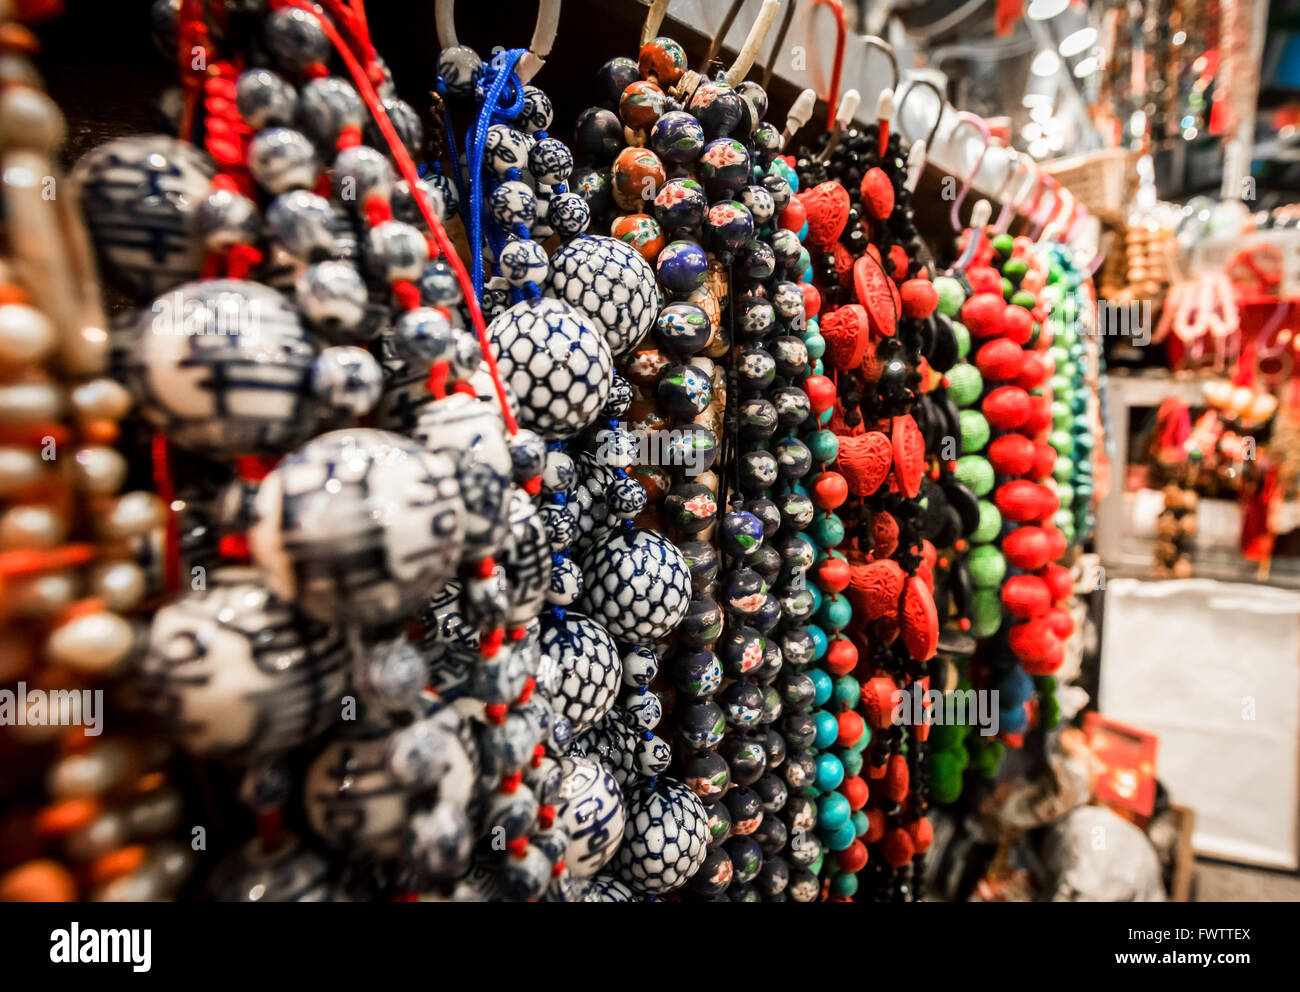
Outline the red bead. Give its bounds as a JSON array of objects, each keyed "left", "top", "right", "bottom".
[
  {"left": 824, "top": 636, "right": 858, "bottom": 676},
  {"left": 811, "top": 470, "right": 848, "bottom": 509},
  {"left": 863, "top": 807, "right": 886, "bottom": 842},
  {"left": 778, "top": 197, "right": 806, "bottom": 232},
  {"left": 836, "top": 710, "right": 865, "bottom": 748},
  {"left": 836, "top": 839, "right": 869, "bottom": 873},
  {"left": 840, "top": 775, "right": 870, "bottom": 810},
  {"left": 800, "top": 281, "right": 822, "bottom": 318},
  {"left": 803, "top": 373, "right": 836, "bottom": 413},
  {"left": 883, "top": 827, "right": 915, "bottom": 868},
  {"left": 908, "top": 816, "right": 934, "bottom": 854},
  {"left": 815, "top": 556, "right": 851, "bottom": 593}
]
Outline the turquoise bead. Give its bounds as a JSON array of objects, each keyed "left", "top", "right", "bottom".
[
  {"left": 807, "top": 623, "right": 827, "bottom": 661},
  {"left": 815, "top": 591, "right": 851, "bottom": 631},
  {"left": 822, "top": 819, "right": 856, "bottom": 851},
  {"left": 851, "top": 809, "right": 870, "bottom": 837},
  {"left": 813, "top": 709, "right": 839, "bottom": 749},
  {"left": 797, "top": 221, "right": 809, "bottom": 242},
  {"left": 818, "top": 791, "right": 851, "bottom": 831},
  {"left": 806, "top": 581, "right": 823, "bottom": 615},
  {"left": 803, "top": 332, "right": 825, "bottom": 360},
  {"left": 814, "top": 752, "right": 844, "bottom": 791},
  {"left": 833, "top": 675, "right": 859, "bottom": 709},
  {"left": 808, "top": 511, "right": 844, "bottom": 548},
  {"left": 806, "top": 429, "right": 839, "bottom": 463},
  {"left": 810, "top": 667, "right": 833, "bottom": 706},
  {"left": 832, "top": 872, "right": 858, "bottom": 897},
  {"left": 839, "top": 746, "right": 863, "bottom": 777},
  {"left": 850, "top": 725, "right": 872, "bottom": 752}
]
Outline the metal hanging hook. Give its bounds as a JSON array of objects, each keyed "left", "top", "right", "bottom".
[
  {"left": 947, "top": 111, "right": 990, "bottom": 233},
  {"left": 894, "top": 77, "right": 945, "bottom": 155}
]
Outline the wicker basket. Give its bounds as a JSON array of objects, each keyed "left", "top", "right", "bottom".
[{"left": 1041, "top": 148, "right": 1134, "bottom": 224}]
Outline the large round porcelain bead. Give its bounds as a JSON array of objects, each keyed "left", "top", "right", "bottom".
[
  {"left": 297, "top": 77, "right": 364, "bottom": 149},
  {"left": 365, "top": 219, "right": 428, "bottom": 283},
  {"left": 573, "top": 709, "right": 644, "bottom": 790},
  {"left": 437, "top": 45, "right": 482, "bottom": 99},
  {"left": 614, "top": 778, "right": 710, "bottom": 893},
  {"left": 265, "top": 6, "right": 332, "bottom": 73},
  {"left": 577, "top": 528, "right": 691, "bottom": 642},
  {"left": 266, "top": 189, "right": 337, "bottom": 262},
  {"left": 127, "top": 280, "right": 318, "bottom": 457},
  {"left": 304, "top": 721, "right": 411, "bottom": 859},
  {"left": 312, "top": 345, "right": 383, "bottom": 416},
  {"left": 248, "top": 127, "right": 319, "bottom": 194},
  {"left": 295, "top": 260, "right": 368, "bottom": 338},
  {"left": 540, "top": 612, "right": 621, "bottom": 734},
  {"left": 235, "top": 68, "right": 296, "bottom": 129},
  {"left": 488, "top": 297, "right": 612, "bottom": 439},
  {"left": 554, "top": 756, "right": 626, "bottom": 877},
  {"left": 514, "top": 85, "right": 554, "bottom": 134},
  {"left": 545, "top": 235, "right": 657, "bottom": 358},
  {"left": 497, "top": 238, "right": 549, "bottom": 288},
  {"left": 412, "top": 393, "right": 512, "bottom": 560},
  {"left": 331, "top": 145, "right": 395, "bottom": 211},
  {"left": 72, "top": 135, "right": 216, "bottom": 300},
  {"left": 483, "top": 124, "right": 532, "bottom": 176},
  {"left": 139, "top": 568, "right": 348, "bottom": 760},
  {"left": 249, "top": 429, "right": 467, "bottom": 626}
]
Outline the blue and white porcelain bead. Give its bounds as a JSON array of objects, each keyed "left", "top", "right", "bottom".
[
  {"left": 248, "top": 127, "right": 318, "bottom": 194},
  {"left": 423, "top": 172, "right": 460, "bottom": 220},
  {"left": 483, "top": 124, "right": 532, "bottom": 176},
  {"left": 547, "top": 191, "right": 590, "bottom": 237},
  {"left": 366, "top": 97, "right": 424, "bottom": 158},
  {"left": 497, "top": 238, "right": 549, "bottom": 289},
  {"left": 265, "top": 6, "right": 331, "bottom": 74},
  {"left": 508, "top": 428, "right": 547, "bottom": 482},
  {"left": 332, "top": 145, "right": 395, "bottom": 211},
  {"left": 541, "top": 503, "right": 578, "bottom": 551},
  {"left": 554, "top": 756, "right": 626, "bottom": 876},
  {"left": 602, "top": 373, "right": 634, "bottom": 418},
  {"left": 577, "top": 528, "right": 691, "bottom": 641},
  {"left": 393, "top": 177, "right": 450, "bottom": 229},
  {"left": 613, "top": 779, "right": 709, "bottom": 893},
  {"left": 528, "top": 137, "right": 573, "bottom": 186},
  {"left": 542, "top": 449, "right": 576, "bottom": 493},
  {"left": 607, "top": 476, "right": 647, "bottom": 519},
  {"left": 196, "top": 188, "right": 261, "bottom": 252},
  {"left": 738, "top": 184, "right": 776, "bottom": 225},
  {"left": 437, "top": 45, "right": 482, "bottom": 99},
  {"left": 295, "top": 260, "right": 368, "bottom": 337},
  {"left": 235, "top": 68, "right": 296, "bottom": 129},
  {"left": 542, "top": 616, "right": 622, "bottom": 735},
  {"left": 417, "top": 259, "right": 464, "bottom": 306},
  {"left": 547, "top": 555, "right": 583, "bottom": 606},
  {"left": 593, "top": 425, "right": 637, "bottom": 468},
  {"left": 622, "top": 646, "right": 659, "bottom": 688},
  {"left": 297, "top": 77, "right": 364, "bottom": 149},
  {"left": 392, "top": 306, "right": 454, "bottom": 365},
  {"left": 545, "top": 235, "right": 657, "bottom": 358},
  {"left": 637, "top": 733, "right": 673, "bottom": 777},
  {"left": 489, "top": 180, "right": 537, "bottom": 230},
  {"left": 514, "top": 84, "right": 554, "bottom": 133},
  {"left": 625, "top": 689, "right": 663, "bottom": 731},
  {"left": 481, "top": 276, "right": 511, "bottom": 323},
  {"left": 312, "top": 345, "right": 383, "bottom": 416},
  {"left": 266, "top": 190, "right": 336, "bottom": 261},
  {"left": 365, "top": 219, "right": 428, "bottom": 283}
]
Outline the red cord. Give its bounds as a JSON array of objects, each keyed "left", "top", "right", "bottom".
[
  {"left": 151, "top": 434, "right": 182, "bottom": 595},
  {"left": 277, "top": 0, "right": 520, "bottom": 435},
  {"left": 812, "top": 0, "right": 846, "bottom": 133}
]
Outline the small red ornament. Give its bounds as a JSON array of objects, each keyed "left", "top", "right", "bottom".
[
  {"left": 1001, "top": 574, "right": 1052, "bottom": 618},
  {"left": 887, "top": 243, "right": 910, "bottom": 281},
  {"left": 1039, "top": 562, "right": 1073, "bottom": 601},
  {"left": 960, "top": 293, "right": 1007, "bottom": 339},
  {"left": 803, "top": 373, "right": 836, "bottom": 413},
  {"left": 1003, "top": 526, "right": 1054, "bottom": 570},
  {"left": 1046, "top": 605, "right": 1075, "bottom": 639},
  {"left": 840, "top": 775, "right": 870, "bottom": 811},
  {"left": 995, "top": 480, "right": 1057, "bottom": 523},
  {"left": 838, "top": 430, "right": 893, "bottom": 496},
  {"left": 966, "top": 265, "right": 1002, "bottom": 296},
  {"left": 853, "top": 254, "right": 898, "bottom": 338},
  {"left": 836, "top": 839, "right": 869, "bottom": 873},
  {"left": 891, "top": 415, "right": 925, "bottom": 498},
  {"left": 818, "top": 303, "right": 870, "bottom": 370},
  {"left": 1024, "top": 393, "right": 1054, "bottom": 435},
  {"left": 849, "top": 559, "right": 905, "bottom": 622},
  {"left": 883, "top": 827, "right": 915, "bottom": 868},
  {"left": 812, "top": 470, "right": 849, "bottom": 509},
  {"left": 1043, "top": 526, "right": 1067, "bottom": 560},
  {"left": 815, "top": 555, "right": 852, "bottom": 593},
  {"left": 1031, "top": 441, "right": 1057, "bottom": 479},
  {"left": 976, "top": 337, "right": 1026, "bottom": 382},
  {"left": 801, "top": 281, "right": 822, "bottom": 318},
  {"left": 863, "top": 808, "right": 886, "bottom": 843},
  {"left": 777, "top": 196, "right": 807, "bottom": 232},
  {"left": 824, "top": 635, "right": 858, "bottom": 675},
  {"left": 859, "top": 166, "right": 895, "bottom": 219},
  {"left": 1009, "top": 617, "right": 1064, "bottom": 672},
  {"left": 1001, "top": 303, "right": 1035, "bottom": 344},
  {"left": 908, "top": 817, "right": 934, "bottom": 854},
  {"left": 899, "top": 278, "right": 938, "bottom": 319},
  {"left": 988, "top": 433, "right": 1037, "bottom": 476},
  {"left": 901, "top": 575, "right": 939, "bottom": 661},
  {"left": 800, "top": 180, "right": 851, "bottom": 247},
  {"left": 1014, "top": 350, "right": 1052, "bottom": 390},
  {"left": 872, "top": 510, "right": 899, "bottom": 558},
  {"left": 883, "top": 753, "right": 910, "bottom": 802},
  {"left": 836, "top": 710, "right": 865, "bottom": 748},
  {"left": 859, "top": 673, "right": 900, "bottom": 728},
  {"left": 982, "top": 385, "right": 1032, "bottom": 430}
]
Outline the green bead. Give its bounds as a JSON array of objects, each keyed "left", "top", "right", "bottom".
[
  {"left": 934, "top": 275, "right": 966, "bottom": 317},
  {"left": 1011, "top": 290, "right": 1037, "bottom": 310},
  {"left": 953, "top": 320, "right": 971, "bottom": 359},
  {"left": 840, "top": 746, "right": 863, "bottom": 777},
  {"left": 991, "top": 233, "right": 1015, "bottom": 259},
  {"left": 817, "top": 406, "right": 832, "bottom": 426},
  {"left": 809, "top": 854, "right": 824, "bottom": 876},
  {"left": 1041, "top": 692, "right": 1061, "bottom": 730},
  {"left": 960, "top": 409, "right": 990, "bottom": 453},
  {"left": 832, "top": 871, "right": 859, "bottom": 897},
  {"left": 803, "top": 332, "right": 826, "bottom": 360},
  {"left": 1049, "top": 345, "right": 1070, "bottom": 368},
  {"left": 929, "top": 720, "right": 969, "bottom": 750},
  {"left": 1052, "top": 400, "right": 1071, "bottom": 429},
  {"left": 1002, "top": 257, "right": 1027, "bottom": 283},
  {"left": 968, "top": 544, "right": 1006, "bottom": 588},
  {"left": 971, "top": 499, "right": 1002, "bottom": 543},
  {"left": 955, "top": 454, "right": 994, "bottom": 496},
  {"left": 928, "top": 750, "right": 964, "bottom": 803},
  {"left": 808, "top": 511, "right": 844, "bottom": 548},
  {"left": 852, "top": 722, "right": 872, "bottom": 751},
  {"left": 971, "top": 589, "right": 1002, "bottom": 637},
  {"left": 833, "top": 675, "right": 860, "bottom": 709},
  {"left": 851, "top": 809, "right": 870, "bottom": 838},
  {"left": 1053, "top": 457, "right": 1074, "bottom": 483},
  {"left": 1056, "top": 482, "right": 1074, "bottom": 507},
  {"left": 806, "top": 429, "right": 839, "bottom": 464},
  {"left": 1033, "top": 675, "right": 1058, "bottom": 693},
  {"left": 1049, "top": 429, "right": 1073, "bottom": 455},
  {"left": 947, "top": 362, "right": 984, "bottom": 408},
  {"left": 1053, "top": 508, "right": 1073, "bottom": 532},
  {"left": 1002, "top": 277, "right": 1014, "bottom": 300}
]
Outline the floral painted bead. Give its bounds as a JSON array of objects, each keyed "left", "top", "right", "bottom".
[
  {"left": 638, "top": 36, "right": 687, "bottom": 86},
  {"left": 737, "top": 295, "right": 776, "bottom": 338},
  {"left": 619, "top": 79, "right": 665, "bottom": 131},
  {"left": 611, "top": 146, "right": 666, "bottom": 213},
  {"left": 679, "top": 700, "right": 726, "bottom": 750},
  {"left": 438, "top": 45, "right": 482, "bottom": 99},
  {"left": 689, "top": 79, "right": 744, "bottom": 140},
  {"left": 498, "top": 238, "right": 548, "bottom": 288},
  {"left": 248, "top": 127, "right": 318, "bottom": 193},
  {"left": 295, "top": 260, "right": 368, "bottom": 338},
  {"left": 649, "top": 110, "right": 705, "bottom": 164},
  {"left": 666, "top": 424, "right": 717, "bottom": 472},
  {"left": 514, "top": 84, "right": 553, "bottom": 133},
  {"left": 740, "top": 450, "right": 779, "bottom": 493},
  {"left": 483, "top": 124, "right": 532, "bottom": 176},
  {"left": 737, "top": 184, "right": 776, "bottom": 225},
  {"left": 611, "top": 213, "right": 666, "bottom": 261},
  {"left": 768, "top": 228, "right": 803, "bottom": 273},
  {"left": 773, "top": 436, "right": 813, "bottom": 479},
  {"left": 772, "top": 335, "right": 809, "bottom": 377},
  {"left": 235, "top": 69, "right": 296, "bottom": 129},
  {"left": 332, "top": 145, "right": 395, "bottom": 210},
  {"left": 297, "top": 77, "right": 363, "bottom": 149},
  {"left": 653, "top": 301, "right": 711, "bottom": 356},
  {"left": 772, "top": 385, "right": 811, "bottom": 427},
  {"left": 548, "top": 191, "right": 591, "bottom": 237},
  {"left": 657, "top": 363, "right": 712, "bottom": 416},
  {"left": 599, "top": 56, "right": 640, "bottom": 104},
  {"left": 735, "top": 239, "right": 776, "bottom": 281},
  {"left": 704, "top": 200, "right": 754, "bottom": 255},
  {"left": 721, "top": 510, "right": 764, "bottom": 557},
  {"left": 736, "top": 346, "right": 776, "bottom": 394},
  {"left": 196, "top": 189, "right": 261, "bottom": 251},
  {"left": 771, "top": 281, "right": 804, "bottom": 318},
  {"left": 656, "top": 240, "right": 709, "bottom": 294},
  {"left": 739, "top": 397, "right": 778, "bottom": 438},
  {"left": 265, "top": 6, "right": 331, "bottom": 73},
  {"left": 417, "top": 259, "right": 463, "bottom": 306},
  {"left": 312, "top": 345, "right": 383, "bottom": 416},
  {"left": 679, "top": 540, "right": 719, "bottom": 590},
  {"left": 490, "top": 180, "right": 537, "bottom": 230},
  {"left": 608, "top": 476, "right": 648, "bottom": 518},
  {"left": 392, "top": 306, "right": 453, "bottom": 364},
  {"left": 664, "top": 482, "right": 718, "bottom": 533},
  {"left": 653, "top": 177, "right": 707, "bottom": 234},
  {"left": 365, "top": 220, "right": 428, "bottom": 283},
  {"left": 528, "top": 136, "right": 573, "bottom": 186},
  {"left": 751, "top": 121, "right": 782, "bottom": 158},
  {"left": 760, "top": 171, "right": 794, "bottom": 211},
  {"left": 699, "top": 137, "right": 751, "bottom": 200}
]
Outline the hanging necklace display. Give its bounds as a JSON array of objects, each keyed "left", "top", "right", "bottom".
[{"left": 0, "top": 5, "right": 193, "bottom": 902}]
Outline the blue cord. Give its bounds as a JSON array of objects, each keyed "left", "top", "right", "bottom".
[{"left": 465, "top": 48, "right": 529, "bottom": 299}]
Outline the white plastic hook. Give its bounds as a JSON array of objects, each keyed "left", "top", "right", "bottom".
[
  {"left": 781, "top": 87, "right": 818, "bottom": 148},
  {"left": 816, "top": 88, "right": 861, "bottom": 162},
  {"left": 726, "top": 0, "right": 782, "bottom": 87},
  {"left": 904, "top": 138, "right": 926, "bottom": 192}
]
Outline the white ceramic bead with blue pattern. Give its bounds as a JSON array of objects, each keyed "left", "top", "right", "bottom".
[
  {"left": 577, "top": 528, "right": 691, "bottom": 641},
  {"left": 554, "top": 756, "right": 626, "bottom": 876},
  {"left": 545, "top": 234, "right": 658, "bottom": 358},
  {"left": 540, "top": 612, "right": 621, "bottom": 734},
  {"left": 613, "top": 778, "right": 709, "bottom": 893}
]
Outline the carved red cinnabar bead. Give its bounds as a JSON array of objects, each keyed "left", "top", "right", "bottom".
[
  {"left": 800, "top": 180, "right": 851, "bottom": 247},
  {"left": 859, "top": 166, "right": 895, "bottom": 220},
  {"left": 848, "top": 558, "right": 906, "bottom": 621},
  {"left": 899, "top": 278, "right": 938, "bottom": 318},
  {"left": 891, "top": 414, "right": 925, "bottom": 498},
  {"left": 982, "top": 385, "right": 1032, "bottom": 430},
  {"left": 901, "top": 575, "right": 938, "bottom": 661},
  {"left": 960, "top": 293, "right": 1006, "bottom": 339},
  {"left": 838, "top": 430, "right": 893, "bottom": 496},
  {"left": 883, "top": 753, "right": 910, "bottom": 802},
  {"left": 907, "top": 816, "right": 934, "bottom": 854},
  {"left": 988, "top": 433, "right": 1037, "bottom": 476},
  {"left": 872, "top": 510, "right": 899, "bottom": 558},
  {"left": 887, "top": 243, "right": 910, "bottom": 281},
  {"left": 818, "top": 302, "right": 870, "bottom": 370},
  {"left": 859, "top": 673, "right": 900, "bottom": 728},
  {"left": 976, "top": 337, "right": 1025, "bottom": 382},
  {"left": 853, "top": 254, "right": 898, "bottom": 338},
  {"left": 1001, "top": 574, "right": 1052, "bottom": 618}
]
